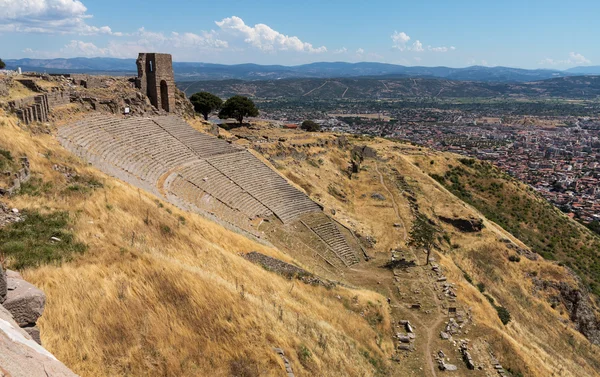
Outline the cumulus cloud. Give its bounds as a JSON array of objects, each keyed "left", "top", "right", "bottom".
[
  {"left": 333, "top": 47, "right": 348, "bottom": 54},
  {"left": 391, "top": 31, "right": 454, "bottom": 53},
  {"left": 0, "top": 0, "right": 121, "bottom": 35},
  {"left": 391, "top": 31, "right": 411, "bottom": 50},
  {"left": 356, "top": 48, "right": 365, "bottom": 55},
  {"left": 411, "top": 40, "right": 424, "bottom": 52},
  {"left": 215, "top": 16, "right": 326, "bottom": 53},
  {"left": 540, "top": 52, "right": 591, "bottom": 66}
]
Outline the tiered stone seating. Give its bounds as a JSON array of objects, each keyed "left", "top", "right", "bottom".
[
  {"left": 177, "top": 162, "right": 272, "bottom": 219},
  {"left": 59, "top": 114, "right": 360, "bottom": 267},
  {"left": 152, "top": 116, "right": 240, "bottom": 157},
  {"left": 303, "top": 216, "right": 360, "bottom": 266},
  {"left": 206, "top": 151, "right": 321, "bottom": 223},
  {"left": 167, "top": 174, "right": 259, "bottom": 235}
]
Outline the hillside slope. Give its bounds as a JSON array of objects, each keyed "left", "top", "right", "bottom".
[{"left": 0, "top": 102, "right": 599, "bottom": 376}]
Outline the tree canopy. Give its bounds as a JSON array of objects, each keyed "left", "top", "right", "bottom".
[
  {"left": 218, "top": 95, "right": 259, "bottom": 124},
  {"left": 189, "top": 92, "right": 223, "bottom": 120},
  {"left": 301, "top": 120, "right": 320, "bottom": 132},
  {"left": 408, "top": 214, "right": 438, "bottom": 265},
  {"left": 0, "top": 59, "right": 6, "bottom": 70}
]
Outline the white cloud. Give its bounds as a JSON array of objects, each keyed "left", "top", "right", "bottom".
[
  {"left": 356, "top": 48, "right": 365, "bottom": 55},
  {"left": 391, "top": 31, "right": 411, "bottom": 50},
  {"left": 391, "top": 30, "right": 454, "bottom": 53},
  {"left": 428, "top": 45, "right": 456, "bottom": 52},
  {"left": 0, "top": 0, "right": 121, "bottom": 35},
  {"left": 61, "top": 40, "right": 108, "bottom": 57},
  {"left": 539, "top": 52, "right": 591, "bottom": 66},
  {"left": 568, "top": 52, "right": 591, "bottom": 65},
  {"left": 411, "top": 40, "right": 424, "bottom": 52},
  {"left": 215, "top": 16, "right": 326, "bottom": 53},
  {"left": 333, "top": 47, "right": 348, "bottom": 54}
]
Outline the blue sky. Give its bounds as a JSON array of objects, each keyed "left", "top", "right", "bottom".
[{"left": 0, "top": 0, "right": 597, "bottom": 68}]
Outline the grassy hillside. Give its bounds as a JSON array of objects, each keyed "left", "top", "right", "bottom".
[
  {"left": 0, "top": 110, "right": 392, "bottom": 377},
  {"left": 1, "top": 104, "right": 600, "bottom": 376},
  {"left": 422, "top": 156, "right": 600, "bottom": 297}
]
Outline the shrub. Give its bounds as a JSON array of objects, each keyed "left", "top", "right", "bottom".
[
  {"left": 477, "top": 282, "right": 486, "bottom": 292},
  {"left": 495, "top": 305, "right": 512, "bottom": 325},
  {"left": 298, "top": 344, "right": 312, "bottom": 366},
  {"left": 508, "top": 255, "right": 521, "bottom": 263},
  {"left": 160, "top": 224, "right": 172, "bottom": 236}
]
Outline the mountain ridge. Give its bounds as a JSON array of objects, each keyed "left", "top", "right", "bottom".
[{"left": 4, "top": 57, "right": 594, "bottom": 82}]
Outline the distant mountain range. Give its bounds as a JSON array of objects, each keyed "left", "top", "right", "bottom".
[
  {"left": 4, "top": 57, "right": 600, "bottom": 83},
  {"left": 178, "top": 75, "right": 600, "bottom": 100}
]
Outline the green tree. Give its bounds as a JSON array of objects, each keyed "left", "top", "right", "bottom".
[
  {"left": 218, "top": 95, "right": 259, "bottom": 124},
  {"left": 189, "top": 92, "right": 223, "bottom": 120},
  {"left": 0, "top": 59, "right": 6, "bottom": 70},
  {"left": 301, "top": 120, "right": 320, "bottom": 132},
  {"left": 408, "top": 214, "right": 437, "bottom": 265}
]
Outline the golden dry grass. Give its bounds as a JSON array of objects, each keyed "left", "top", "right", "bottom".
[
  {"left": 0, "top": 112, "right": 393, "bottom": 377},
  {"left": 2, "top": 107, "right": 600, "bottom": 376},
  {"left": 272, "top": 135, "right": 600, "bottom": 376}
]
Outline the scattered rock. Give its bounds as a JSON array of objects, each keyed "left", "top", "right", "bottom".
[
  {"left": 244, "top": 251, "right": 334, "bottom": 288},
  {"left": 3, "top": 275, "right": 46, "bottom": 327},
  {"left": 371, "top": 192, "right": 386, "bottom": 201},
  {"left": 438, "top": 216, "right": 484, "bottom": 232},
  {"left": 440, "top": 362, "right": 457, "bottom": 371}
]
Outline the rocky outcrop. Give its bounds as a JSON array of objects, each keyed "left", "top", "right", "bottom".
[
  {"left": 557, "top": 282, "right": 600, "bottom": 345},
  {"left": 0, "top": 156, "right": 30, "bottom": 196},
  {"left": 4, "top": 273, "right": 46, "bottom": 327},
  {"left": 352, "top": 145, "right": 377, "bottom": 159},
  {"left": 0, "top": 269, "right": 78, "bottom": 376},
  {"left": 533, "top": 277, "right": 600, "bottom": 345},
  {"left": 0, "top": 305, "right": 78, "bottom": 376},
  {"left": 438, "top": 216, "right": 484, "bottom": 232},
  {"left": 244, "top": 252, "right": 334, "bottom": 288}
]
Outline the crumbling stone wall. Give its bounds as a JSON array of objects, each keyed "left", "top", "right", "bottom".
[
  {"left": 244, "top": 251, "right": 335, "bottom": 288},
  {"left": 8, "top": 91, "right": 70, "bottom": 125},
  {"left": 9, "top": 95, "right": 49, "bottom": 124},
  {"left": 136, "top": 53, "right": 176, "bottom": 112},
  {"left": 71, "top": 74, "right": 103, "bottom": 89},
  {"left": 46, "top": 91, "right": 71, "bottom": 108}
]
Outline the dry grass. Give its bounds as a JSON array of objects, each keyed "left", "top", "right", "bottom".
[
  {"left": 2, "top": 108, "right": 600, "bottom": 377},
  {"left": 0, "top": 113, "right": 392, "bottom": 377}
]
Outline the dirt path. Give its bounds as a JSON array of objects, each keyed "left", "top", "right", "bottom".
[
  {"left": 302, "top": 80, "right": 329, "bottom": 96},
  {"left": 375, "top": 161, "right": 443, "bottom": 377},
  {"left": 375, "top": 162, "right": 408, "bottom": 241}
]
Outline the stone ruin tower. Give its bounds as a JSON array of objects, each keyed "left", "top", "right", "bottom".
[{"left": 136, "top": 53, "right": 176, "bottom": 112}]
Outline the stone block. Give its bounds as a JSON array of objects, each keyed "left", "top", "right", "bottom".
[
  {"left": 3, "top": 276, "right": 46, "bottom": 327},
  {"left": 0, "top": 305, "right": 78, "bottom": 376},
  {"left": 23, "top": 326, "right": 41, "bottom": 345},
  {"left": 0, "top": 265, "right": 6, "bottom": 304}
]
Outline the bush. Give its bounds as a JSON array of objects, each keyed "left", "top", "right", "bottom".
[
  {"left": 298, "top": 344, "right": 312, "bottom": 366},
  {"left": 301, "top": 120, "right": 320, "bottom": 132},
  {"left": 508, "top": 255, "right": 521, "bottom": 262},
  {"left": 495, "top": 305, "right": 512, "bottom": 325},
  {"left": 477, "top": 282, "right": 486, "bottom": 292},
  {"left": 0, "top": 210, "right": 87, "bottom": 269}
]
